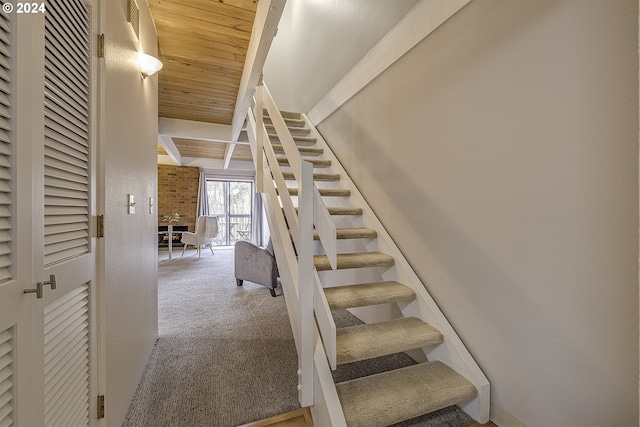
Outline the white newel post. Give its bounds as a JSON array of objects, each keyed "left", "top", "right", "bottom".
[
  {"left": 256, "top": 81, "right": 314, "bottom": 406},
  {"left": 298, "top": 159, "right": 315, "bottom": 406}
]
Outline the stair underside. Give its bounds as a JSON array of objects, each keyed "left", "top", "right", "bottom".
[
  {"left": 282, "top": 171, "right": 340, "bottom": 181},
  {"left": 335, "top": 361, "right": 478, "bottom": 427},
  {"left": 324, "top": 281, "right": 415, "bottom": 310},
  {"left": 314, "top": 252, "right": 394, "bottom": 271},
  {"left": 313, "top": 227, "right": 377, "bottom": 240},
  {"left": 336, "top": 317, "right": 443, "bottom": 365}
]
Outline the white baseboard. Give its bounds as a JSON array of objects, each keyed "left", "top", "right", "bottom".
[{"left": 490, "top": 402, "right": 528, "bottom": 427}]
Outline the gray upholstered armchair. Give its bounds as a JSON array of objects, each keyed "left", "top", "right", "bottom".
[{"left": 234, "top": 238, "right": 278, "bottom": 297}]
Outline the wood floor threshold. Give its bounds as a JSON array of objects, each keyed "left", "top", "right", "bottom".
[
  {"left": 238, "top": 407, "right": 497, "bottom": 427},
  {"left": 238, "top": 407, "right": 313, "bottom": 427}
]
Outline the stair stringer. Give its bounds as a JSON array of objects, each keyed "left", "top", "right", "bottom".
[
  {"left": 301, "top": 114, "right": 491, "bottom": 424},
  {"left": 312, "top": 337, "right": 348, "bottom": 427}
]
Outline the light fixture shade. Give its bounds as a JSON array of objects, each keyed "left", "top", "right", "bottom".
[{"left": 138, "top": 52, "right": 163, "bottom": 78}]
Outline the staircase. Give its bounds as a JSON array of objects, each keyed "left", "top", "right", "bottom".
[{"left": 247, "top": 85, "right": 489, "bottom": 427}]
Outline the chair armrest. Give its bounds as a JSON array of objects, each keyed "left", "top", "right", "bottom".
[{"left": 234, "top": 241, "right": 277, "bottom": 287}]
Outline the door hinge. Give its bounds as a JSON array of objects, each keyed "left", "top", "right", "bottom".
[
  {"left": 97, "top": 34, "right": 105, "bottom": 58},
  {"left": 97, "top": 215, "right": 104, "bottom": 238},
  {"left": 97, "top": 395, "right": 105, "bottom": 419}
]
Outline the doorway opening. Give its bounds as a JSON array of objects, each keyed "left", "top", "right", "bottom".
[{"left": 206, "top": 179, "right": 253, "bottom": 246}]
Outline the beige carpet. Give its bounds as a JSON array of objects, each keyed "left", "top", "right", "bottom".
[{"left": 125, "top": 248, "right": 300, "bottom": 427}]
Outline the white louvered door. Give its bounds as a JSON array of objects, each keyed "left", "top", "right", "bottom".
[
  {"left": 39, "top": 0, "right": 98, "bottom": 425},
  {"left": 0, "top": 0, "right": 98, "bottom": 426},
  {"left": 0, "top": 3, "right": 37, "bottom": 426}
]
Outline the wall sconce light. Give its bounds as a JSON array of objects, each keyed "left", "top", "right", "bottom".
[{"left": 138, "top": 52, "right": 163, "bottom": 79}]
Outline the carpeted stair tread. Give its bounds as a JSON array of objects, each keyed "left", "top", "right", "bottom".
[
  {"left": 327, "top": 207, "right": 363, "bottom": 215},
  {"left": 335, "top": 361, "right": 478, "bottom": 427},
  {"left": 288, "top": 188, "right": 350, "bottom": 197},
  {"left": 264, "top": 116, "right": 305, "bottom": 127},
  {"left": 263, "top": 113, "right": 304, "bottom": 121},
  {"left": 269, "top": 134, "right": 317, "bottom": 146},
  {"left": 312, "top": 227, "right": 377, "bottom": 240},
  {"left": 263, "top": 109, "right": 300, "bottom": 119},
  {"left": 283, "top": 118, "right": 305, "bottom": 127},
  {"left": 336, "top": 317, "right": 443, "bottom": 365},
  {"left": 291, "top": 206, "right": 362, "bottom": 215},
  {"left": 314, "top": 252, "right": 394, "bottom": 271},
  {"left": 273, "top": 145, "right": 323, "bottom": 156},
  {"left": 282, "top": 111, "right": 300, "bottom": 119},
  {"left": 324, "top": 281, "right": 416, "bottom": 310},
  {"left": 265, "top": 124, "right": 310, "bottom": 136},
  {"left": 277, "top": 157, "right": 331, "bottom": 168},
  {"left": 282, "top": 171, "right": 341, "bottom": 181}
]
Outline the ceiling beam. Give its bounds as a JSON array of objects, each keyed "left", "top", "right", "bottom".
[
  {"left": 223, "top": 143, "right": 236, "bottom": 169},
  {"left": 230, "top": 0, "right": 286, "bottom": 142},
  {"left": 159, "top": 117, "right": 233, "bottom": 142},
  {"left": 158, "top": 135, "right": 182, "bottom": 166}
]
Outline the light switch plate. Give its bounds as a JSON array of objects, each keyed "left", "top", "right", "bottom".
[{"left": 128, "top": 194, "right": 136, "bottom": 214}]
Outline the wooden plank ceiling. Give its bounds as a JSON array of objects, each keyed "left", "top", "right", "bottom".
[{"left": 148, "top": 0, "right": 258, "bottom": 161}]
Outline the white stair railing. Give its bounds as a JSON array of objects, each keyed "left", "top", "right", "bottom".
[{"left": 247, "top": 82, "right": 339, "bottom": 408}]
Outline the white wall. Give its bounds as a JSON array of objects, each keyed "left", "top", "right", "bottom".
[
  {"left": 314, "top": 1, "right": 638, "bottom": 426},
  {"left": 264, "top": 0, "right": 419, "bottom": 112},
  {"left": 101, "top": 0, "right": 159, "bottom": 423}
]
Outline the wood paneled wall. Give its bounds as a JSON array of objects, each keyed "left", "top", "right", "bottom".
[{"left": 158, "top": 164, "right": 199, "bottom": 232}]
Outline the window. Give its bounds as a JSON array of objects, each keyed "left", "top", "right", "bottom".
[{"left": 206, "top": 180, "right": 253, "bottom": 246}]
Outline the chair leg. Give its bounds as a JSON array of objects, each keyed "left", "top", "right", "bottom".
[
  {"left": 208, "top": 244, "right": 214, "bottom": 255},
  {"left": 181, "top": 244, "right": 188, "bottom": 257},
  {"left": 197, "top": 245, "right": 201, "bottom": 258},
  {"left": 236, "top": 279, "right": 243, "bottom": 287},
  {"left": 270, "top": 286, "right": 276, "bottom": 297}
]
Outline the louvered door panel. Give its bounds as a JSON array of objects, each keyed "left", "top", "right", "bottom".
[
  {"left": 0, "top": 328, "right": 14, "bottom": 427},
  {"left": 44, "top": 0, "right": 90, "bottom": 267},
  {"left": 0, "top": 2, "right": 12, "bottom": 283},
  {"left": 44, "top": 285, "right": 90, "bottom": 427}
]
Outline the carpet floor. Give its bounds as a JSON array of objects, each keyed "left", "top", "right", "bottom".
[{"left": 123, "top": 247, "right": 472, "bottom": 427}]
